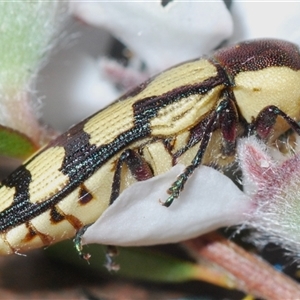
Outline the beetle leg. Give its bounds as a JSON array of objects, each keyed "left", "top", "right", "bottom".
[
  {"left": 164, "top": 94, "right": 239, "bottom": 207},
  {"left": 253, "top": 105, "right": 300, "bottom": 139},
  {"left": 74, "top": 225, "right": 120, "bottom": 266},
  {"left": 110, "top": 149, "right": 153, "bottom": 204},
  {"left": 74, "top": 151, "right": 152, "bottom": 259},
  {"left": 104, "top": 245, "right": 120, "bottom": 272},
  {"left": 219, "top": 97, "right": 239, "bottom": 156},
  {"left": 74, "top": 225, "right": 91, "bottom": 261},
  {"left": 164, "top": 103, "right": 220, "bottom": 207},
  {"left": 164, "top": 114, "right": 216, "bottom": 207},
  {"left": 173, "top": 114, "right": 213, "bottom": 160}
]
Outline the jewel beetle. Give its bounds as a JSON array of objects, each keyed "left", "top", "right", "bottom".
[{"left": 0, "top": 39, "right": 300, "bottom": 255}]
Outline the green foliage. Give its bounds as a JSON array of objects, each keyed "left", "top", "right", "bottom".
[
  {"left": 0, "top": 125, "right": 36, "bottom": 159},
  {"left": 0, "top": 1, "right": 62, "bottom": 88},
  {"left": 46, "top": 241, "right": 235, "bottom": 289}
]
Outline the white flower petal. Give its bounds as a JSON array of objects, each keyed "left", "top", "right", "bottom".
[
  {"left": 82, "top": 164, "right": 251, "bottom": 247},
  {"left": 41, "top": 52, "right": 119, "bottom": 130},
  {"left": 70, "top": 55, "right": 120, "bottom": 113},
  {"left": 71, "top": 1, "right": 233, "bottom": 73},
  {"left": 230, "top": 2, "right": 300, "bottom": 44}
]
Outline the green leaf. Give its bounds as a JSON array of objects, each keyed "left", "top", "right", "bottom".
[
  {"left": 0, "top": 125, "right": 36, "bottom": 159},
  {"left": 46, "top": 240, "right": 236, "bottom": 289}
]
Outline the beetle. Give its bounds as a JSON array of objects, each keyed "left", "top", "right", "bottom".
[{"left": 0, "top": 38, "right": 300, "bottom": 256}]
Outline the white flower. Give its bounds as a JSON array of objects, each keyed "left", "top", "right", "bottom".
[
  {"left": 56, "top": 1, "right": 300, "bottom": 128},
  {"left": 82, "top": 164, "right": 252, "bottom": 246},
  {"left": 230, "top": 2, "right": 300, "bottom": 44},
  {"left": 71, "top": 0, "right": 233, "bottom": 73}
]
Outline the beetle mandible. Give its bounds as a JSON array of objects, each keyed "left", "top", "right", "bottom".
[{"left": 0, "top": 39, "right": 300, "bottom": 255}]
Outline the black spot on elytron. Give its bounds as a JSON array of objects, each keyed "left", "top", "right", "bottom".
[
  {"left": 79, "top": 184, "right": 93, "bottom": 205},
  {"left": 25, "top": 222, "right": 37, "bottom": 240},
  {"left": 50, "top": 206, "right": 65, "bottom": 223},
  {"left": 25, "top": 222, "right": 54, "bottom": 245},
  {"left": 64, "top": 214, "right": 83, "bottom": 231}
]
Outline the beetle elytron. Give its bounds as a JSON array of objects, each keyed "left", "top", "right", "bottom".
[{"left": 1, "top": 39, "right": 300, "bottom": 255}]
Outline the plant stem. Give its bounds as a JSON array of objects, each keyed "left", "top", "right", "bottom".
[{"left": 183, "top": 233, "right": 300, "bottom": 299}]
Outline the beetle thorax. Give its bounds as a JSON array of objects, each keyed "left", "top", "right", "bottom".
[
  {"left": 213, "top": 39, "right": 300, "bottom": 130},
  {"left": 233, "top": 66, "right": 300, "bottom": 124}
]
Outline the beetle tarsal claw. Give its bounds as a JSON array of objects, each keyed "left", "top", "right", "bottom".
[
  {"left": 164, "top": 169, "right": 191, "bottom": 206},
  {"left": 163, "top": 195, "right": 175, "bottom": 207}
]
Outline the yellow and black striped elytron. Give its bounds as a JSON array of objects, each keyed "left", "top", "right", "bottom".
[{"left": 1, "top": 39, "right": 300, "bottom": 255}]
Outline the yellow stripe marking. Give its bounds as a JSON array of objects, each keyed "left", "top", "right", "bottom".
[
  {"left": 138, "top": 59, "right": 218, "bottom": 98},
  {"left": 84, "top": 99, "right": 136, "bottom": 147},
  {"left": 0, "top": 186, "right": 15, "bottom": 212},
  {"left": 28, "top": 147, "right": 69, "bottom": 204}
]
